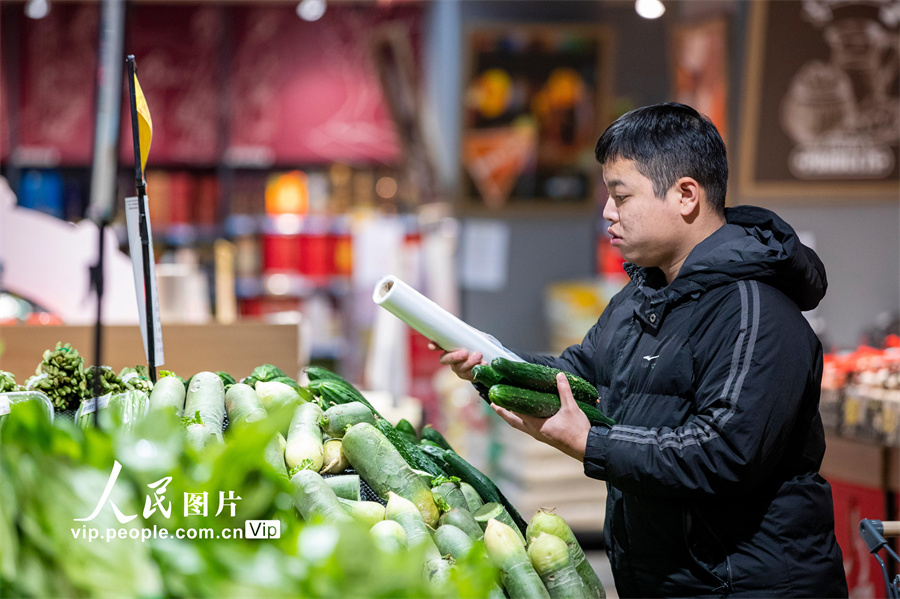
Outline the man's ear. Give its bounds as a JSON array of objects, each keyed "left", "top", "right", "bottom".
[{"left": 676, "top": 177, "right": 702, "bottom": 217}]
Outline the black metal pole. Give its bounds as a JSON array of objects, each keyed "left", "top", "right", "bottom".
[
  {"left": 90, "top": 223, "right": 106, "bottom": 427},
  {"left": 127, "top": 55, "right": 156, "bottom": 383}
]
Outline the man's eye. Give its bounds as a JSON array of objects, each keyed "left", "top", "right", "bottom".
[{"left": 614, "top": 195, "right": 628, "bottom": 202}]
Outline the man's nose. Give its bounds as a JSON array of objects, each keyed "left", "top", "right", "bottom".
[{"left": 602, "top": 197, "right": 617, "bottom": 222}]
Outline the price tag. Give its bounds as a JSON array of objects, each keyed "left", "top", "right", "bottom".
[
  {"left": 0, "top": 396, "right": 10, "bottom": 416},
  {"left": 80, "top": 394, "right": 111, "bottom": 416},
  {"left": 125, "top": 195, "right": 165, "bottom": 366}
]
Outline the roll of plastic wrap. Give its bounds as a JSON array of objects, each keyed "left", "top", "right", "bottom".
[{"left": 373, "top": 275, "right": 522, "bottom": 363}]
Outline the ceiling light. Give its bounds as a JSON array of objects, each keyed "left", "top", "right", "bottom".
[
  {"left": 297, "top": 0, "right": 326, "bottom": 22},
  {"left": 25, "top": 0, "right": 50, "bottom": 19},
  {"left": 635, "top": 0, "right": 665, "bottom": 19}
]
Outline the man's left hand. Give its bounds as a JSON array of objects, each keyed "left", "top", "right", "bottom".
[{"left": 491, "top": 372, "right": 591, "bottom": 461}]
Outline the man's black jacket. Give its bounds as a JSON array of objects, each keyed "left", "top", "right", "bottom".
[{"left": 517, "top": 206, "right": 848, "bottom": 597}]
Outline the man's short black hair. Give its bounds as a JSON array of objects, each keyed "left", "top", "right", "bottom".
[{"left": 594, "top": 102, "right": 728, "bottom": 215}]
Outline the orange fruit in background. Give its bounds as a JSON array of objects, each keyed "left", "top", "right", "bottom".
[
  {"left": 473, "top": 68, "right": 513, "bottom": 119},
  {"left": 545, "top": 67, "right": 585, "bottom": 109}
]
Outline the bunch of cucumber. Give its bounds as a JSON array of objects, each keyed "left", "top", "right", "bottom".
[{"left": 475, "top": 358, "right": 615, "bottom": 427}]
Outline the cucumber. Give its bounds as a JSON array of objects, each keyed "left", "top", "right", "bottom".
[
  {"left": 290, "top": 469, "right": 352, "bottom": 524},
  {"left": 184, "top": 371, "right": 226, "bottom": 433},
  {"left": 527, "top": 509, "right": 604, "bottom": 599},
  {"left": 528, "top": 532, "right": 586, "bottom": 599},
  {"left": 342, "top": 423, "right": 440, "bottom": 527},
  {"left": 320, "top": 402, "right": 375, "bottom": 438},
  {"left": 320, "top": 438, "right": 349, "bottom": 474},
  {"left": 395, "top": 418, "right": 418, "bottom": 442},
  {"left": 485, "top": 519, "right": 551, "bottom": 599},
  {"left": 439, "top": 507, "right": 484, "bottom": 541},
  {"left": 374, "top": 418, "right": 446, "bottom": 478},
  {"left": 441, "top": 448, "right": 527, "bottom": 535},
  {"left": 324, "top": 474, "right": 360, "bottom": 501},
  {"left": 419, "top": 443, "right": 452, "bottom": 473},
  {"left": 421, "top": 425, "right": 453, "bottom": 451},
  {"left": 491, "top": 357, "right": 599, "bottom": 404},
  {"left": 369, "top": 519, "right": 407, "bottom": 553},
  {"left": 285, "top": 402, "right": 324, "bottom": 472},
  {"left": 434, "top": 524, "right": 476, "bottom": 561},
  {"left": 489, "top": 385, "right": 615, "bottom": 427},
  {"left": 338, "top": 498, "right": 385, "bottom": 527},
  {"left": 475, "top": 502, "right": 526, "bottom": 545},
  {"left": 264, "top": 433, "right": 288, "bottom": 478},
  {"left": 149, "top": 376, "right": 186, "bottom": 415},
  {"left": 432, "top": 481, "right": 469, "bottom": 512},
  {"left": 472, "top": 364, "right": 508, "bottom": 388},
  {"left": 460, "top": 482, "right": 485, "bottom": 513},
  {"left": 225, "top": 383, "right": 267, "bottom": 427},
  {"left": 310, "top": 379, "right": 383, "bottom": 419}
]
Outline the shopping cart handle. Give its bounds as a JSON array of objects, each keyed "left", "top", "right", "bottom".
[
  {"left": 860, "top": 519, "right": 900, "bottom": 554},
  {"left": 882, "top": 521, "right": 900, "bottom": 537}
]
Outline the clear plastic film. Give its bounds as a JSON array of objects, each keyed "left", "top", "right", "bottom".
[{"left": 373, "top": 275, "right": 522, "bottom": 363}]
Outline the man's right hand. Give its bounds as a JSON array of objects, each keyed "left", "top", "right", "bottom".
[{"left": 427, "top": 342, "right": 483, "bottom": 382}]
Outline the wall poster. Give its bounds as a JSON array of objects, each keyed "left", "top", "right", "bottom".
[
  {"left": 671, "top": 18, "right": 729, "bottom": 146},
  {"left": 461, "top": 25, "right": 613, "bottom": 212},
  {"left": 739, "top": 0, "right": 899, "bottom": 198}
]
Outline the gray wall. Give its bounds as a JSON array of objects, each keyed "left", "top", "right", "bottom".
[
  {"left": 756, "top": 201, "right": 899, "bottom": 351},
  {"left": 424, "top": 0, "right": 900, "bottom": 353}
]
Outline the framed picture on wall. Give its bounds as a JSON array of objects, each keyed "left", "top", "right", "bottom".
[
  {"left": 670, "top": 18, "right": 729, "bottom": 147},
  {"left": 739, "top": 0, "right": 899, "bottom": 199},
  {"left": 460, "top": 25, "right": 613, "bottom": 212}
]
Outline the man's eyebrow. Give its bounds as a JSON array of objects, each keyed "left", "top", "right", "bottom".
[{"left": 605, "top": 179, "right": 626, "bottom": 188}]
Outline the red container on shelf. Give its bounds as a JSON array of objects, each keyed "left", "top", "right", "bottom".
[
  {"left": 194, "top": 174, "right": 219, "bottom": 225},
  {"left": 262, "top": 234, "right": 300, "bottom": 273},
  {"left": 302, "top": 233, "right": 332, "bottom": 277},
  {"left": 168, "top": 172, "right": 193, "bottom": 225}
]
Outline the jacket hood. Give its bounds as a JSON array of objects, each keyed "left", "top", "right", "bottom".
[{"left": 630, "top": 205, "right": 827, "bottom": 311}]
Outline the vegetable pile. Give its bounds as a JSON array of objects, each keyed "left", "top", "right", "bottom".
[{"left": 1, "top": 344, "right": 607, "bottom": 598}]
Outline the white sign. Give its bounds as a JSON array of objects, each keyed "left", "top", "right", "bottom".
[
  {"left": 460, "top": 219, "right": 510, "bottom": 292},
  {"left": 125, "top": 196, "right": 165, "bottom": 366}
]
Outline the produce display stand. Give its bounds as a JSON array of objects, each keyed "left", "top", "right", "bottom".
[{"left": 0, "top": 353, "right": 608, "bottom": 598}]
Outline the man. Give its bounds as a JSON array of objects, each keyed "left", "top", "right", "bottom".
[{"left": 434, "top": 103, "right": 848, "bottom": 597}]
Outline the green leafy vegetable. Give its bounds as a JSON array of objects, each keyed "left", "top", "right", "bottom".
[
  {"left": 250, "top": 364, "right": 288, "bottom": 383},
  {"left": 216, "top": 371, "right": 236, "bottom": 387},
  {"left": 0, "top": 371, "right": 17, "bottom": 393},
  {"left": 26, "top": 342, "right": 88, "bottom": 409},
  {"left": 181, "top": 410, "right": 204, "bottom": 427}
]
